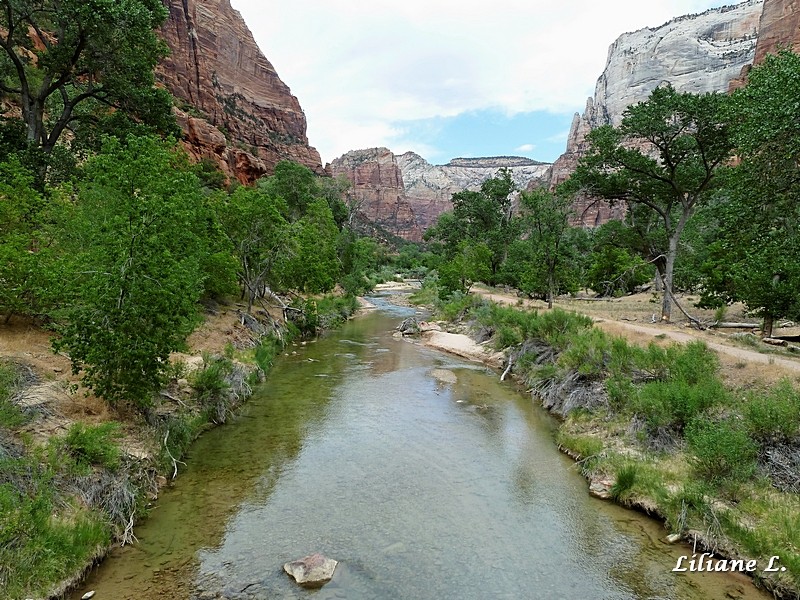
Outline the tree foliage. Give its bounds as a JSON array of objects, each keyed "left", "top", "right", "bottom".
[
  {"left": 568, "top": 85, "right": 733, "bottom": 320},
  {"left": 697, "top": 51, "right": 800, "bottom": 335},
  {"left": 53, "top": 136, "right": 210, "bottom": 405},
  {"left": 0, "top": 0, "right": 176, "bottom": 158}
]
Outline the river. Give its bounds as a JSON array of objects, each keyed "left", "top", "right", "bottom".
[{"left": 71, "top": 295, "right": 770, "bottom": 600}]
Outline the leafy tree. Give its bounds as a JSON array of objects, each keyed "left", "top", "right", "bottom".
[
  {"left": 282, "top": 198, "right": 340, "bottom": 293},
  {"left": 53, "top": 137, "right": 210, "bottom": 406},
  {"left": 517, "top": 188, "right": 574, "bottom": 308},
  {"left": 0, "top": 157, "right": 51, "bottom": 321},
  {"left": 568, "top": 85, "right": 734, "bottom": 321},
  {"left": 218, "top": 186, "right": 290, "bottom": 313},
  {"left": 438, "top": 240, "right": 492, "bottom": 299},
  {"left": 259, "top": 160, "right": 322, "bottom": 222},
  {"left": 426, "top": 168, "right": 517, "bottom": 284},
  {"left": 699, "top": 51, "right": 800, "bottom": 336},
  {"left": 586, "top": 220, "right": 652, "bottom": 296},
  {"left": 0, "top": 0, "right": 176, "bottom": 156}
]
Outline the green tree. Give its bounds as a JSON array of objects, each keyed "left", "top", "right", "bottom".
[
  {"left": 282, "top": 198, "right": 340, "bottom": 293},
  {"left": 438, "top": 240, "right": 492, "bottom": 299},
  {"left": 699, "top": 51, "right": 800, "bottom": 336},
  {"left": 0, "top": 0, "right": 175, "bottom": 156},
  {"left": 586, "top": 220, "right": 652, "bottom": 296},
  {"left": 517, "top": 188, "right": 574, "bottom": 308},
  {"left": 259, "top": 160, "right": 322, "bottom": 222},
  {"left": 53, "top": 136, "right": 209, "bottom": 406},
  {"left": 218, "top": 186, "right": 290, "bottom": 313},
  {"left": 426, "top": 168, "right": 517, "bottom": 284},
  {"left": 568, "top": 85, "right": 734, "bottom": 321},
  {"left": 0, "top": 157, "right": 52, "bottom": 321}
]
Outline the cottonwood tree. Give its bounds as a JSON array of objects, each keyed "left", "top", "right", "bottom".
[
  {"left": 569, "top": 85, "right": 734, "bottom": 321},
  {"left": 54, "top": 136, "right": 210, "bottom": 406},
  {"left": 517, "top": 188, "right": 574, "bottom": 308},
  {"left": 0, "top": 0, "right": 174, "bottom": 156},
  {"left": 699, "top": 50, "right": 800, "bottom": 336},
  {"left": 218, "top": 186, "right": 290, "bottom": 313},
  {"left": 426, "top": 168, "right": 518, "bottom": 286}
]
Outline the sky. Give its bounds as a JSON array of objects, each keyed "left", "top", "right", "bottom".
[{"left": 232, "top": 0, "right": 736, "bottom": 166}]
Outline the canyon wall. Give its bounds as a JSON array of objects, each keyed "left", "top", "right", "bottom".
[
  {"left": 548, "top": 0, "right": 763, "bottom": 222},
  {"left": 158, "top": 0, "right": 322, "bottom": 183},
  {"left": 329, "top": 150, "right": 551, "bottom": 240},
  {"left": 753, "top": 0, "right": 800, "bottom": 62}
]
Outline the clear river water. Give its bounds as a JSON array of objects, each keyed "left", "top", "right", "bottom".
[{"left": 70, "top": 295, "right": 771, "bottom": 600}]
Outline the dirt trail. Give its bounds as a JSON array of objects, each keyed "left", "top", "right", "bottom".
[{"left": 472, "top": 288, "right": 800, "bottom": 379}]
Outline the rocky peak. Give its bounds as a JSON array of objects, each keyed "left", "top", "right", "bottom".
[
  {"left": 158, "top": 0, "right": 322, "bottom": 184},
  {"left": 330, "top": 149, "right": 552, "bottom": 241},
  {"left": 547, "top": 0, "right": 762, "bottom": 226},
  {"left": 329, "top": 148, "right": 421, "bottom": 241}
]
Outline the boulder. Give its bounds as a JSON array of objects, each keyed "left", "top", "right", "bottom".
[{"left": 283, "top": 553, "right": 338, "bottom": 588}]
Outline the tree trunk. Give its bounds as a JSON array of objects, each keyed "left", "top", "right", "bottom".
[
  {"left": 547, "top": 269, "right": 555, "bottom": 310},
  {"left": 661, "top": 235, "right": 680, "bottom": 322},
  {"left": 763, "top": 314, "right": 774, "bottom": 339}
]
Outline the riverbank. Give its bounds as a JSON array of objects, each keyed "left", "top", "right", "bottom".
[
  {"left": 402, "top": 293, "right": 800, "bottom": 600},
  {"left": 0, "top": 295, "right": 362, "bottom": 600}
]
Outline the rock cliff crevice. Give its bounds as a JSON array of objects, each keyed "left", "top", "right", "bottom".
[{"left": 158, "top": 0, "right": 322, "bottom": 183}]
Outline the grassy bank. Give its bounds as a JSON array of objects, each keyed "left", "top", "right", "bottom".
[
  {"left": 0, "top": 293, "right": 361, "bottom": 599},
  {"left": 420, "top": 290, "right": 800, "bottom": 598}
]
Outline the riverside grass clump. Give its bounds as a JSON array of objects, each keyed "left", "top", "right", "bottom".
[{"left": 440, "top": 292, "right": 800, "bottom": 594}]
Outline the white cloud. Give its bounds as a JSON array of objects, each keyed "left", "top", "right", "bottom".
[
  {"left": 515, "top": 144, "right": 536, "bottom": 153},
  {"left": 232, "top": 0, "right": 738, "bottom": 163}
]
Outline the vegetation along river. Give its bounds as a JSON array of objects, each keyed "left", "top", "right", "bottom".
[{"left": 72, "top": 296, "right": 771, "bottom": 600}]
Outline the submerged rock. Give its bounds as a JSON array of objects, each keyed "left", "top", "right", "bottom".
[{"left": 284, "top": 553, "right": 338, "bottom": 588}]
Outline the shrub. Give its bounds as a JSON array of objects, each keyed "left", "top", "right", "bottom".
[
  {"left": 633, "top": 378, "right": 726, "bottom": 435},
  {"left": 191, "top": 354, "right": 232, "bottom": 405},
  {"left": 686, "top": 417, "right": 758, "bottom": 483},
  {"left": 0, "top": 361, "right": 26, "bottom": 428},
  {"left": 743, "top": 380, "right": 800, "bottom": 443},
  {"left": 494, "top": 324, "right": 522, "bottom": 349},
  {"left": 64, "top": 421, "right": 123, "bottom": 471},
  {"left": 610, "top": 464, "right": 638, "bottom": 501},
  {"left": 558, "top": 328, "right": 611, "bottom": 379}
]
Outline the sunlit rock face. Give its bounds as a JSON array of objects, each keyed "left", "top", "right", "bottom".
[
  {"left": 158, "top": 0, "right": 322, "bottom": 184},
  {"left": 329, "top": 149, "right": 551, "bottom": 241},
  {"left": 753, "top": 0, "right": 800, "bottom": 62},
  {"left": 547, "top": 0, "right": 763, "bottom": 225}
]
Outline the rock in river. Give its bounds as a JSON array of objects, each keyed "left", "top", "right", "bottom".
[{"left": 284, "top": 553, "right": 338, "bottom": 587}]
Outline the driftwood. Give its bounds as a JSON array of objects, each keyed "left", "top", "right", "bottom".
[
  {"left": 500, "top": 354, "right": 514, "bottom": 382},
  {"left": 711, "top": 322, "right": 760, "bottom": 329}
]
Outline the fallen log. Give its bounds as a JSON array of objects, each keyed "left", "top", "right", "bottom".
[
  {"left": 762, "top": 337, "right": 789, "bottom": 347},
  {"left": 711, "top": 322, "right": 760, "bottom": 329}
]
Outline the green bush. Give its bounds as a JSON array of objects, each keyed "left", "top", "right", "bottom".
[
  {"left": 633, "top": 378, "right": 726, "bottom": 435},
  {"left": 686, "top": 417, "right": 758, "bottom": 483},
  {"left": 0, "top": 361, "right": 26, "bottom": 428},
  {"left": 190, "top": 354, "right": 232, "bottom": 405},
  {"left": 610, "top": 464, "right": 638, "bottom": 501},
  {"left": 743, "top": 380, "right": 800, "bottom": 443},
  {"left": 64, "top": 422, "right": 123, "bottom": 471},
  {"left": 558, "top": 328, "right": 611, "bottom": 379},
  {"left": 494, "top": 324, "right": 522, "bottom": 349}
]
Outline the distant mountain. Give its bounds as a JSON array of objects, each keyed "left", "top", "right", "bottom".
[{"left": 329, "top": 149, "right": 551, "bottom": 241}]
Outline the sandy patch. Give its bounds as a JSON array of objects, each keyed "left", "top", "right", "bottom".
[{"left": 418, "top": 331, "right": 505, "bottom": 369}]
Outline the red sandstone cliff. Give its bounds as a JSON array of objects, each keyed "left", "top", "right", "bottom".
[
  {"left": 158, "top": 0, "right": 322, "bottom": 183},
  {"left": 329, "top": 149, "right": 423, "bottom": 241},
  {"left": 754, "top": 0, "right": 800, "bottom": 61}
]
